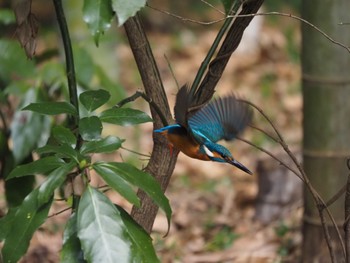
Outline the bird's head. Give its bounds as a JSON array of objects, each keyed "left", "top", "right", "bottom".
[{"left": 200, "top": 143, "right": 252, "bottom": 175}]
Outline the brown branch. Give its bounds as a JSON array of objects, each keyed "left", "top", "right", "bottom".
[{"left": 123, "top": 14, "right": 179, "bottom": 234}]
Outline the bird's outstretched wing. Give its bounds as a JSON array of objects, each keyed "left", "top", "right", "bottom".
[
  {"left": 187, "top": 95, "right": 252, "bottom": 144},
  {"left": 174, "top": 84, "right": 213, "bottom": 128}
]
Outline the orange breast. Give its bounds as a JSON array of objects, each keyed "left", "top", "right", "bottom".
[{"left": 167, "top": 133, "right": 210, "bottom": 161}]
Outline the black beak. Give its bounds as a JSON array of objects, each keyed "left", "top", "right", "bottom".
[{"left": 226, "top": 158, "right": 253, "bottom": 175}]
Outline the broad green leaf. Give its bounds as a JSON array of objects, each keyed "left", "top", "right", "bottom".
[
  {"left": 38, "top": 162, "right": 76, "bottom": 204},
  {"left": 79, "top": 116, "right": 103, "bottom": 141},
  {"left": 0, "top": 9, "right": 16, "bottom": 25},
  {"left": 82, "top": 0, "right": 114, "bottom": 46},
  {"left": 77, "top": 186, "right": 131, "bottom": 263},
  {"left": 80, "top": 136, "right": 124, "bottom": 154},
  {"left": 111, "top": 0, "right": 146, "bottom": 26},
  {"left": 7, "top": 156, "right": 65, "bottom": 180},
  {"left": 11, "top": 89, "right": 51, "bottom": 164},
  {"left": 94, "top": 65, "right": 126, "bottom": 104},
  {"left": 73, "top": 46, "right": 94, "bottom": 87},
  {"left": 116, "top": 205, "right": 160, "bottom": 263},
  {"left": 79, "top": 89, "right": 110, "bottom": 112},
  {"left": 92, "top": 162, "right": 171, "bottom": 230},
  {"left": 22, "top": 102, "right": 78, "bottom": 116},
  {"left": 35, "top": 144, "right": 80, "bottom": 163},
  {"left": 5, "top": 175, "right": 35, "bottom": 208},
  {"left": 53, "top": 126, "right": 77, "bottom": 148},
  {"left": 0, "top": 208, "right": 17, "bottom": 240},
  {"left": 93, "top": 162, "right": 140, "bottom": 207},
  {"left": 2, "top": 189, "right": 53, "bottom": 263},
  {"left": 100, "top": 108, "right": 152, "bottom": 126},
  {"left": 0, "top": 39, "right": 35, "bottom": 82},
  {"left": 221, "top": 0, "right": 232, "bottom": 14},
  {"left": 61, "top": 213, "right": 86, "bottom": 263}
]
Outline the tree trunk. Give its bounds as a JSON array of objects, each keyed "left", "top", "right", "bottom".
[{"left": 302, "top": 0, "right": 350, "bottom": 262}]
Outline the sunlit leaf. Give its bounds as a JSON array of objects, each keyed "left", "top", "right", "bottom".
[
  {"left": 80, "top": 136, "right": 124, "bottom": 154},
  {"left": 2, "top": 189, "right": 52, "bottom": 263},
  {"left": 53, "top": 125, "right": 77, "bottom": 148},
  {"left": 7, "top": 156, "right": 65, "bottom": 180},
  {"left": 82, "top": 0, "right": 114, "bottom": 46},
  {"left": 111, "top": 0, "right": 146, "bottom": 26},
  {"left": 93, "top": 162, "right": 140, "bottom": 207},
  {"left": 92, "top": 162, "right": 171, "bottom": 230},
  {"left": 38, "top": 162, "right": 76, "bottom": 204},
  {"left": 79, "top": 116, "right": 103, "bottom": 141},
  {"left": 80, "top": 89, "right": 110, "bottom": 112},
  {"left": 116, "top": 205, "right": 160, "bottom": 263},
  {"left": 77, "top": 186, "right": 132, "bottom": 263},
  {"left": 100, "top": 108, "right": 152, "bottom": 126},
  {"left": 22, "top": 101, "right": 78, "bottom": 116}
]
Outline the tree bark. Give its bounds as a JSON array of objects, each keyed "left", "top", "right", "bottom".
[{"left": 302, "top": 0, "right": 350, "bottom": 261}]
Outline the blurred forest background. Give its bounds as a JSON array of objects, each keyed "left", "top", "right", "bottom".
[{"left": 0, "top": 0, "right": 321, "bottom": 262}]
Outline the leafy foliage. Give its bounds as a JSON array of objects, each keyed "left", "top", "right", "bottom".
[{"left": 0, "top": 1, "right": 169, "bottom": 262}]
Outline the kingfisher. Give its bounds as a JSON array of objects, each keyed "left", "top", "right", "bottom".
[{"left": 155, "top": 85, "right": 253, "bottom": 175}]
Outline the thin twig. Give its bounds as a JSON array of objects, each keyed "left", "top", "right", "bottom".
[
  {"left": 121, "top": 146, "right": 151, "bottom": 157},
  {"left": 48, "top": 207, "right": 71, "bottom": 218},
  {"left": 164, "top": 54, "right": 180, "bottom": 89},
  {"left": 147, "top": 4, "right": 350, "bottom": 54},
  {"left": 243, "top": 99, "right": 345, "bottom": 260},
  {"left": 115, "top": 91, "right": 169, "bottom": 127}
]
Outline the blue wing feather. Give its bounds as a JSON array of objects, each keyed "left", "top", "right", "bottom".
[{"left": 188, "top": 95, "right": 252, "bottom": 143}]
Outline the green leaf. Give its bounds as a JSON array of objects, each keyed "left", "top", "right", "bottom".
[
  {"left": 83, "top": 0, "right": 114, "bottom": 46},
  {"left": 77, "top": 186, "right": 132, "bottom": 263},
  {"left": 93, "top": 162, "right": 140, "bottom": 207},
  {"left": 220, "top": 0, "right": 237, "bottom": 14},
  {"left": 111, "top": 0, "right": 146, "bottom": 26},
  {"left": 92, "top": 162, "right": 171, "bottom": 230},
  {"left": 94, "top": 65, "right": 126, "bottom": 104},
  {"left": 11, "top": 89, "right": 51, "bottom": 164},
  {"left": 116, "top": 205, "right": 160, "bottom": 263},
  {"left": 73, "top": 46, "right": 94, "bottom": 87},
  {"left": 53, "top": 125, "right": 77, "bottom": 148},
  {"left": 38, "top": 162, "right": 76, "bottom": 204},
  {"left": 61, "top": 213, "right": 86, "bottom": 263},
  {"left": 2, "top": 189, "right": 53, "bottom": 263},
  {"left": 79, "top": 116, "right": 103, "bottom": 141},
  {"left": 0, "top": 9, "right": 16, "bottom": 25},
  {"left": 100, "top": 108, "right": 152, "bottom": 126},
  {"left": 0, "top": 208, "right": 17, "bottom": 241},
  {"left": 0, "top": 39, "right": 35, "bottom": 82},
  {"left": 80, "top": 136, "right": 124, "bottom": 154},
  {"left": 35, "top": 144, "right": 80, "bottom": 163},
  {"left": 5, "top": 175, "right": 35, "bottom": 208},
  {"left": 79, "top": 89, "right": 110, "bottom": 112},
  {"left": 22, "top": 102, "right": 78, "bottom": 116},
  {"left": 7, "top": 156, "right": 65, "bottom": 180}
]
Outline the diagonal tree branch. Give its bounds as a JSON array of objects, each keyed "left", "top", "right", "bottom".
[{"left": 123, "top": 14, "right": 179, "bottom": 233}]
